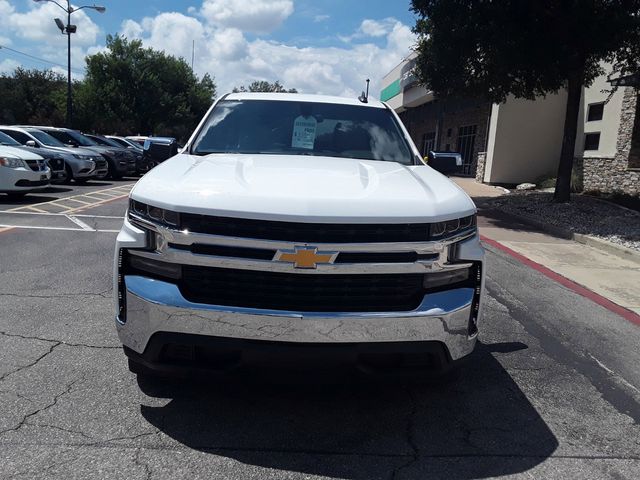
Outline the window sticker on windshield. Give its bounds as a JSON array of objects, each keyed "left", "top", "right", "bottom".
[{"left": 291, "top": 115, "right": 317, "bottom": 150}]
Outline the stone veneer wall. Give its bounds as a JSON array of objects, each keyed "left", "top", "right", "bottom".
[
  {"left": 581, "top": 87, "right": 640, "bottom": 196},
  {"left": 475, "top": 152, "right": 486, "bottom": 182}
]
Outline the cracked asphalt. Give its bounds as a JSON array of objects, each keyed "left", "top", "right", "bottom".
[{"left": 1, "top": 182, "right": 640, "bottom": 479}]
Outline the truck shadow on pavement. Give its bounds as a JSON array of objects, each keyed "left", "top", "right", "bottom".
[{"left": 139, "top": 341, "right": 558, "bottom": 479}]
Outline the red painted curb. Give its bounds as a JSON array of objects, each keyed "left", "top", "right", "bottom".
[{"left": 481, "top": 235, "right": 640, "bottom": 327}]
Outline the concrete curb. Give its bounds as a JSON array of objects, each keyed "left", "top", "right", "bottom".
[{"left": 488, "top": 209, "right": 640, "bottom": 265}]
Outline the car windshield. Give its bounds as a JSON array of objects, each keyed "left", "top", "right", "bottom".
[
  {"left": 93, "top": 135, "right": 120, "bottom": 147},
  {"left": 0, "top": 131, "right": 21, "bottom": 146},
  {"left": 27, "top": 129, "right": 66, "bottom": 147},
  {"left": 64, "top": 130, "right": 98, "bottom": 147},
  {"left": 191, "top": 99, "right": 414, "bottom": 165}
]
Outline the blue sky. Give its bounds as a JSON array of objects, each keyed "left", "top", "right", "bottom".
[{"left": 0, "top": 0, "right": 418, "bottom": 97}]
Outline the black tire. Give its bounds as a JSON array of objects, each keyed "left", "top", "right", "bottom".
[
  {"left": 6, "top": 192, "right": 27, "bottom": 199},
  {"left": 64, "top": 165, "right": 74, "bottom": 185},
  {"left": 107, "top": 160, "right": 122, "bottom": 180}
]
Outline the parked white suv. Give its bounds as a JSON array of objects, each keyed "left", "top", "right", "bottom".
[
  {"left": 0, "top": 145, "right": 50, "bottom": 198},
  {"left": 115, "top": 93, "right": 485, "bottom": 378}
]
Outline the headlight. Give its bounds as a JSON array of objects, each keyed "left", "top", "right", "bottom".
[
  {"left": 0, "top": 156, "right": 26, "bottom": 169},
  {"left": 430, "top": 214, "right": 476, "bottom": 239},
  {"left": 72, "top": 154, "right": 94, "bottom": 161},
  {"left": 128, "top": 199, "right": 180, "bottom": 228}
]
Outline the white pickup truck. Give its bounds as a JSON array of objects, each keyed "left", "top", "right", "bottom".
[{"left": 114, "top": 93, "right": 484, "bottom": 378}]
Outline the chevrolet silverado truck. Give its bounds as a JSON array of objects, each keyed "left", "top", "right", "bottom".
[{"left": 114, "top": 93, "right": 485, "bottom": 378}]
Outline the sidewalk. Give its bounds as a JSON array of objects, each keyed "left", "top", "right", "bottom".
[{"left": 452, "top": 177, "right": 640, "bottom": 319}]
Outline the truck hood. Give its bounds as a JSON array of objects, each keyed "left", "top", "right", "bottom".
[{"left": 131, "top": 153, "right": 476, "bottom": 223}]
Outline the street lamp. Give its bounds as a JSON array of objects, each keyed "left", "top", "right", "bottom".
[{"left": 33, "top": 0, "right": 106, "bottom": 128}]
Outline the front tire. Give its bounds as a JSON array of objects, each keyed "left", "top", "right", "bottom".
[{"left": 6, "top": 192, "right": 27, "bottom": 199}]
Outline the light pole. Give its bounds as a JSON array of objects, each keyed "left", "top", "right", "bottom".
[{"left": 33, "top": 0, "right": 105, "bottom": 129}]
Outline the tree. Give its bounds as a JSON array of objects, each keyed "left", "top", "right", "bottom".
[
  {"left": 233, "top": 80, "right": 297, "bottom": 93},
  {"left": 82, "top": 35, "right": 216, "bottom": 140},
  {"left": 411, "top": 0, "right": 640, "bottom": 202},
  {"left": 0, "top": 68, "right": 66, "bottom": 125}
]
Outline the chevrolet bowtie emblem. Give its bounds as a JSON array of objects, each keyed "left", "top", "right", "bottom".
[{"left": 274, "top": 246, "right": 338, "bottom": 269}]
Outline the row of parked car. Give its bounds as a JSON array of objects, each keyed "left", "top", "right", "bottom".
[{"left": 0, "top": 126, "right": 179, "bottom": 198}]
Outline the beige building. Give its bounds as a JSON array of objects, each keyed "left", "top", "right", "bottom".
[{"left": 381, "top": 54, "right": 639, "bottom": 195}]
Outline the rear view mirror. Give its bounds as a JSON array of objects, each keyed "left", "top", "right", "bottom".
[{"left": 25, "top": 140, "right": 37, "bottom": 147}]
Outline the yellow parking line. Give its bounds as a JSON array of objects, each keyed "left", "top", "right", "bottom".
[
  {"left": 26, "top": 206, "right": 49, "bottom": 213},
  {"left": 62, "top": 193, "right": 129, "bottom": 215},
  {"left": 62, "top": 198, "right": 92, "bottom": 205},
  {"left": 4, "top": 184, "right": 134, "bottom": 213}
]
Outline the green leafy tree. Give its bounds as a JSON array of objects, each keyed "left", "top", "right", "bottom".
[
  {"left": 82, "top": 35, "right": 216, "bottom": 140},
  {"left": 233, "top": 80, "right": 297, "bottom": 93},
  {"left": 0, "top": 68, "right": 66, "bottom": 125},
  {"left": 411, "top": 0, "right": 640, "bottom": 202}
]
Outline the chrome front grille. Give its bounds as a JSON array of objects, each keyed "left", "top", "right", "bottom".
[{"left": 125, "top": 214, "right": 477, "bottom": 312}]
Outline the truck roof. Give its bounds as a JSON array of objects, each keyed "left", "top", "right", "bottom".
[{"left": 224, "top": 92, "right": 386, "bottom": 108}]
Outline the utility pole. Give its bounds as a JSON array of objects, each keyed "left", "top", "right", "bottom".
[{"left": 34, "top": 0, "right": 106, "bottom": 128}]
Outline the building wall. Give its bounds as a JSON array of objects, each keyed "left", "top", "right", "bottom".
[
  {"left": 574, "top": 69, "right": 626, "bottom": 158},
  {"left": 579, "top": 87, "right": 640, "bottom": 195},
  {"left": 483, "top": 92, "right": 568, "bottom": 184}
]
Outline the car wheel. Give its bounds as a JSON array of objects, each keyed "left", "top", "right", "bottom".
[
  {"left": 107, "top": 160, "right": 122, "bottom": 180},
  {"left": 6, "top": 192, "right": 27, "bottom": 199},
  {"left": 64, "top": 165, "right": 74, "bottom": 184}
]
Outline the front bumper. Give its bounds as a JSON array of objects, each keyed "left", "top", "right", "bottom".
[
  {"left": 119, "top": 275, "right": 477, "bottom": 360},
  {"left": 0, "top": 167, "right": 50, "bottom": 193}
]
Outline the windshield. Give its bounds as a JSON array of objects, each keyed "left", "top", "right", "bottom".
[
  {"left": 191, "top": 100, "right": 414, "bottom": 165},
  {"left": 64, "top": 130, "right": 98, "bottom": 147},
  {"left": 0, "top": 131, "right": 21, "bottom": 146},
  {"left": 28, "top": 129, "right": 66, "bottom": 147},
  {"left": 92, "top": 135, "right": 120, "bottom": 147}
]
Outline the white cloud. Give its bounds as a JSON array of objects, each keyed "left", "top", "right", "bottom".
[
  {"left": 121, "top": 19, "right": 143, "bottom": 39},
  {"left": 115, "top": 10, "right": 416, "bottom": 99},
  {"left": 3, "top": 1, "right": 101, "bottom": 46},
  {"left": 360, "top": 19, "right": 391, "bottom": 37},
  {"left": 210, "top": 28, "right": 248, "bottom": 61},
  {"left": 0, "top": 58, "right": 19, "bottom": 73},
  {"left": 200, "top": 0, "right": 293, "bottom": 33},
  {"left": 313, "top": 14, "right": 330, "bottom": 23}
]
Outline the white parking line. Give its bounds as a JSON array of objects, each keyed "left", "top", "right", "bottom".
[
  {"left": 0, "top": 211, "right": 123, "bottom": 218},
  {"left": 0, "top": 224, "right": 119, "bottom": 233},
  {"left": 65, "top": 215, "right": 95, "bottom": 231}
]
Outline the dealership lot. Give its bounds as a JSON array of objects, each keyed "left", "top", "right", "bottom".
[{"left": 1, "top": 182, "right": 639, "bottom": 479}]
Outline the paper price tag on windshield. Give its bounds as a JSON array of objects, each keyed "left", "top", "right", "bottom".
[{"left": 291, "top": 115, "right": 317, "bottom": 150}]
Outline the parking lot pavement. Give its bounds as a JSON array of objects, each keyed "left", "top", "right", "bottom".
[{"left": 1, "top": 189, "right": 640, "bottom": 479}]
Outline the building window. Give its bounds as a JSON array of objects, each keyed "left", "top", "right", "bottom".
[
  {"left": 447, "top": 128, "right": 452, "bottom": 137},
  {"left": 584, "top": 132, "right": 600, "bottom": 151},
  {"left": 587, "top": 103, "right": 604, "bottom": 122},
  {"left": 422, "top": 132, "right": 436, "bottom": 156},
  {"left": 445, "top": 144, "right": 450, "bottom": 151}
]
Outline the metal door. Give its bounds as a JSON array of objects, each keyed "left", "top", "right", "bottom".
[
  {"left": 457, "top": 125, "right": 477, "bottom": 176},
  {"left": 422, "top": 132, "right": 436, "bottom": 156}
]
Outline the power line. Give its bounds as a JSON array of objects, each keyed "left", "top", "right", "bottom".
[{"left": 0, "top": 44, "right": 85, "bottom": 74}]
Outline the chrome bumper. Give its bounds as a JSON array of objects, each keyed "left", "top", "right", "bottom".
[{"left": 117, "top": 275, "right": 477, "bottom": 361}]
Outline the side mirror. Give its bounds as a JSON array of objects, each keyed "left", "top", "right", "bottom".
[
  {"left": 426, "top": 153, "right": 463, "bottom": 175},
  {"left": 25, "top": 140, "right": 38, "bottom": 147},
  {"left": 143, "top": 138, "right": 178, "bottom": 164}
]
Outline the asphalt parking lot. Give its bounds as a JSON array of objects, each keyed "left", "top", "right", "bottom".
[{"left": 1, "top": 181, "right": 639, "bottom": 479}]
